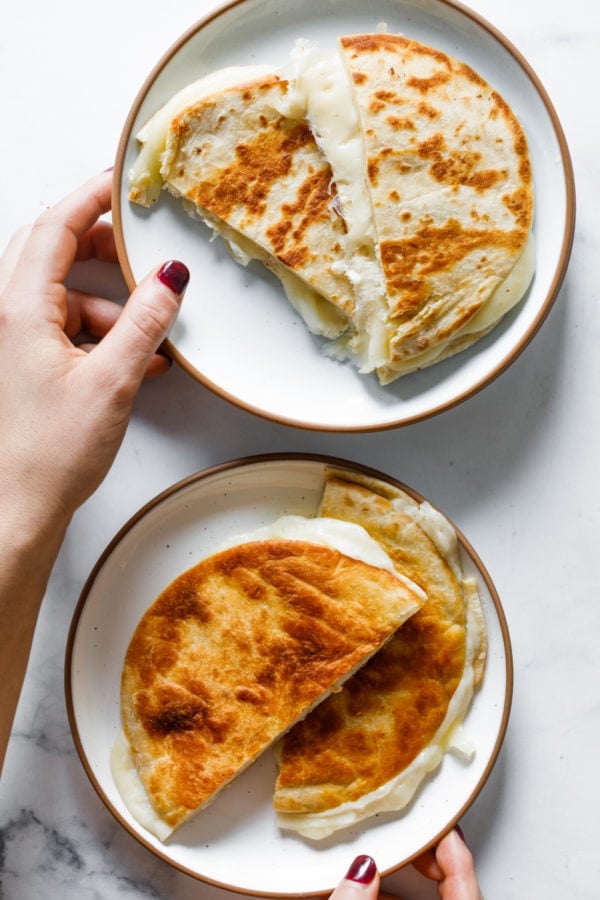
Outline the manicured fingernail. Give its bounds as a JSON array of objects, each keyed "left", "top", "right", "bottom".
[
  {"left": 157, "top": 260, "right": 190, "bottom": 296},
  {"left": 454, "top": 824, "right": 466, "bottom": 843},
  {"left": 345, "top": 855, "right": 377, "bottom": 885},
  {"left": 156, "top": 345, "right": 173, "bottom": 365}
]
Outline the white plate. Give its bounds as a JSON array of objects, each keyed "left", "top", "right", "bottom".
[
  {"left": 114, "top": 0, "right": 574, "bottom": 433},
  {"left": 66, "top": 455, "right": 512, "bottom": 897}
]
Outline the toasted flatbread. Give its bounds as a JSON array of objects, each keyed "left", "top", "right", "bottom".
[
  {"left": 116, "top": 537, "right": 424, "bottom": 839},
  {"left": 131, "top": 71, "right": 358, "bottom": 338},
  {"left": 336, "top": 33, "right": 534, "bottom": 379},
  {"left": 129, "top": 37, "right": 534, "bottom": 381},
  {"left": 274, "top": 472, "right": 487, "bottom": 838}
]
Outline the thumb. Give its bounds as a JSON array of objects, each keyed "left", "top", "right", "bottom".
[
  {"left": 93, "top": 259, "right": 189, "bottom": 385},
  {"left": 436, "top": 828, "right": 481, "bottom": 899},
  {"left": 329, "top": 855, "right": 380, "bottom": 900}
]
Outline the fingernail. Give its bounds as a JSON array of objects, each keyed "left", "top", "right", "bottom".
[
  {"left": 454, "top": 824, "right": 466, "bottom": 843},
  {"left": 345, "top": 855, "right": 377, "bottom": 885},
  {"left": 157, "top": 260, "right": 190, "bottom": 296},
  {"left": 103, "top": 165, "right": 114, "bottom": 173},
  {"left": 156, "top": 345, "right": 173, "bottom": 366}
]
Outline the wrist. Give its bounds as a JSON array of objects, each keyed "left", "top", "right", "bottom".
[{"left": 0, "top": 465, "right": 71, "bottom": 583}]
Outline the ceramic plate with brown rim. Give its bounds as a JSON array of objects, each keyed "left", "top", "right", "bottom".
[
  {"left": 113, "top": 0, "right": 574, "bottom": 433},
  {"left": 66, "top": 454, "right": 512, "bottom": 897}
]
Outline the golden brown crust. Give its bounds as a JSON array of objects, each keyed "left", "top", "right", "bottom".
[
  {"left": 338, "top": 33, "right": 534, "bottom": 367},
  {"left": 121, "top": 538, "right": 423, "bottom": 833},
  {"left": 274, "top": 475, "right": 485, "bottom": 815},
  {"left": 161, "top": 75, "right": 355, "bottom": 319}
]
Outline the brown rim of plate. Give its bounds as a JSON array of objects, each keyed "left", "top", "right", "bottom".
[
  {"left": 64, "top": 452, "right": 513, "bottom": 897},
  {"left": 112, "top": 0, "right": 575, "bottom": 434}
]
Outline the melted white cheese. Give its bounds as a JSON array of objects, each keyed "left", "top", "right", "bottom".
[
  {"left": 279, "top": 40, "right": 373, "bottom": 250},
  {"left": 186, "top": 204, "right": 349, "bottom": 339},
  {"left": 279, "top": 41, "right": 390, "bottom": 370},
  {"left": 220, "top": 514, "right": 424, "bottom": 599},
  {"left": 111, "top": 729, "right": 174, "bottom": 842}
]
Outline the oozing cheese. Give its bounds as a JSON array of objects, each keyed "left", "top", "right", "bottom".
[
  {"left": 279, "top": 41, "right": 373, "bottom": 250},
  {"left": 279, "top": 41, "right": 390, "bottom": 370},
  {"left": 220, "top": 514, "right": 425, "bottom": 599},
  {"left": 185, "top": 203, "right": 349, "bottom": 339},
  {"left": 111, "top": 729, "right": 173, "bottom": 842}
]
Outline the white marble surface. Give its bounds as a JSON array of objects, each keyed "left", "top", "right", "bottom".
[{"left": 0, "top": 0, "right": 597, "bottom": 898}]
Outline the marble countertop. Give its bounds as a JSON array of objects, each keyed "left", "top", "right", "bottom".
[{"left": 0, "top": 0, "right": 597, "bottom": 897}]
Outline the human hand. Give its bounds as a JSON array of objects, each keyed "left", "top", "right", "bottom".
[
  {"left": 0, "top": 170, "right": 189, "bottom": 534},
  {"left": 328, "top": 828, "right": 482, "bottom": 900},
  {"left": 0, "top": 170, "right": 190, "bottom": 773}
]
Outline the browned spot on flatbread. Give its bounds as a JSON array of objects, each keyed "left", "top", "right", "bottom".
[
  {"left": 417, "top": 100, "right": 441, "bottom": 120},
  {"left": 387, "top": 115, "right": 417, "bottom": 131},
  {"left": 188, "top": 120, "right": 314, "bottom": 221},
  {"left": 369, "top": 98, "right": 386, "bottom": 114},
  {"left": 407, "top": 70, "right": 452, "bottom": 93},
  {"left": 375, "top": 89, "right": 403, "bottom": 103},
  {"left": 136, "top": 681, "right": 230, "bottom": 743},
  {"left": 368, "top": 157, "right": 380, "bottom": 186},
  {"left": 277, "top": 246, "right": 310, "bottom": 269},
  {"left": 341, "top": 33, "right": 411, "bottom": 55},
  {"left": 456, "top": 61, "right": 487, "bottom": 88},
  {"left": 417, "top": 132, "right": 503, "bottom": 192},
  {"left": 266, "top": 167, "right": 339, "bottom": 265},
  {"left": 502, "top": 186, "right": 531, "bottom": 229}
]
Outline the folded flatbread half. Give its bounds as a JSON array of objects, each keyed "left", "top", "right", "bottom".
[
  {"left": 112, "top": 534, "right": 424, "bottom": 839},
  {"left": 287, "top": 33, "right": 535, "bottom": 382},
  {"left": 274, "top": 471, "right": 487, "bottom": 839},
  {"left": 129, "top": 67, "right": 356, "bottom": 340}
]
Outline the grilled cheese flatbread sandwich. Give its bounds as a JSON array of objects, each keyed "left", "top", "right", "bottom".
[
  {"left": 274, "top": 472, "right": 487, "bottom": 839},
  {"left": 128, "top": 34, "right": 534, "bottom": 382},
  {"left": 112, "top": 524, "right": 425, "bottom": 840}
]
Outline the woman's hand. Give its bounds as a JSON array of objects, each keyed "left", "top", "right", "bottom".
[
  {"left": 329, "top": 828, "right": 482, "bottom": 900},
  {"left": 0, "top": 170, "right": 189, "bottom": 775},
  {"left": 0, "top": 169, "right": 188, "bottom": 531}
]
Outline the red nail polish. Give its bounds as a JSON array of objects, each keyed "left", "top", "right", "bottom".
[
  {"left": 157, "top": 260, "right": 190, "bottom": 296},
  {"left": 454, "top": 824, "right": 466, "bottom": 843},
  {"left": 345, "top": 855, "right": 377, "bottom": 884}
]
